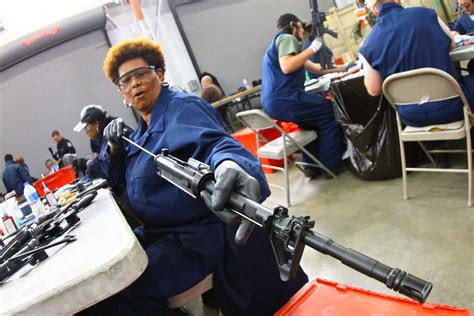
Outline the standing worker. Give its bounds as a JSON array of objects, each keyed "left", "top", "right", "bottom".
[
  {"left": 97, "top": 37, "right": 307, "bottom": 315},
  {"left": 261, "top": 13, "right": 345, "bottom": 179},
  {"left": 50, "top": 130, "right": 76, "bottom": 162},
  {"left": 2, "top": 154, "right": 31, "bottom": 198},
  {"left": 14, "top": 155, "right": 35, "bottom": 182}
]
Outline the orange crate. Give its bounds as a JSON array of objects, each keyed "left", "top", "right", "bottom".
[
  {"left": 33, "top": 165, "right": 76, "bottom": 196},
  {"left": 276, "top": 278, "right": 470, "bottom": 316}
]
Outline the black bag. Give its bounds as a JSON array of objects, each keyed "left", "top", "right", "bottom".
[{"left": 332, "top": 76, "right": 422, "bottom": 180}]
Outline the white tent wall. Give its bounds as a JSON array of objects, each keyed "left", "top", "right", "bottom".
[{"left": 105, "top": 1, "right": 201, "bottom": 94}]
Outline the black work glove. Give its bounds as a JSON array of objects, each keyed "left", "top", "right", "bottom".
[
  {"left": 104, "top": 118, "right": 127, "bottom": 149},
  {"left": 345, "top": 61, "right": 358, "bottom": 72},
  {"left": 200, "top": 160, "right": 260, "bottom": 245}
]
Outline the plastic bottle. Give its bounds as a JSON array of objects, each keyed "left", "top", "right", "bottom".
[
  {"left": 2, "top": 213, "right": 18, "bottom": 234},
  {"left": 243, "top": 78, "right": 251, "bottom": 90},
  {"left": 42, "top": 182, "right": 58, "bottom": 206},
  {"left": 1, "top": 202, "right": 18, "bottom": 234},
  {"left": 24, "top": 182, "right": 44, "bottom": 218},
  {"left": 3, "top": 198, "right": 23, "bottom": 230}
]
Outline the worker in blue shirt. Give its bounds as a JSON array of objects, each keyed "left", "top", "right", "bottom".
[
  {"left": 97, "top": 38, "right": 307, "bottom": 315},
  {"left": 261, "top": 13, "right": 345, "bottom": 179},
  {"left": 451, "top": 0, "right": 474, "bottom": 35},
  {"left": 359, "top": 0, "right": 474, "bottom": 127},
  {"left": 2, "top": 154, "right": 31, "bottom": 197}
]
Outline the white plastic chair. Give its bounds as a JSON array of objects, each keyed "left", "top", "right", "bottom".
[
  {"left": 382, "top": 67, "right": 473, "bottom": 206},
  {"left": 236, "top": 109, "right": 335, "bottom": 206}
]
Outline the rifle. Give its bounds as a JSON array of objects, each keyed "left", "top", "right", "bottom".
[
  {"left": 0, "top": 192, "right": 98, "bottom": 283},
  {"left": 121, "top": 137, "right": 433, "bottom": 304},
  {"left": 309, "top": 0, "right": 338, "bottom": 70},
  {"left": 48, "top": 147, "right": 59, "bottom": 161}
]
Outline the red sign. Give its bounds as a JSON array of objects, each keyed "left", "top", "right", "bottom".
[{"left": 23, "top": 27, "right": 61, "bottom": 47}]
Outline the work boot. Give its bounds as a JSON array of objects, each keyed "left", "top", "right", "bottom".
[{"left": 303, "top": 168, "right": 321, "bottom": 180}]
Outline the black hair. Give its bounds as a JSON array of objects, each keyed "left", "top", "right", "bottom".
[
  {"left": 279, "top": 24, "right": 294, "bottom": 35},
  {"left": 4, "top": 154, "right": 13, "bottom": 162},
  {"left": 99, "top": 115, "right": 116, "bottom": 135},
  {"left": 51, "top": 130, "right": 60, "bottom": 137},
  {"left": 277, "top": 13, "right": 301, "bottom": 34},
  {"left": 199, "top": 72, "right": 225, "bottom": 95}
]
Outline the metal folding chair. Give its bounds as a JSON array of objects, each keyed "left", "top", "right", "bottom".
[
  {"left": 236, "top": 109, "right": 335, "bottom": 206},
  {"left": 383, "top": 67, "right": 473, "bottom": 206}
]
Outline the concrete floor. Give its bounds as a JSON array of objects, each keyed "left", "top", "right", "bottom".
[{"left": 187, "top": 157, "right": 474, "bottom": 315}]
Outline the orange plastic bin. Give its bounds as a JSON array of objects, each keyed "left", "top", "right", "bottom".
[
  {"left": 276, "top": 278, "right": 470, "bottom": 316},
  {"left": 33, "top": 165, "right": 76, "bottom": 197}
]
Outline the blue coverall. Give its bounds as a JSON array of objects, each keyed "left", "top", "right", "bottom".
[
  {"left": 2, "top": 160, "right": 31, "bottom": 196},
  {"left": 261, "top": 32, "right": 344, "bottom": 172},
  {"left": 452, "top": 13, "right": 474, "bottom": 35},
  {"left": 359, "top": 3, "right": 474, "bottom": 127},
  {"left": 99, "top": 86, "right": 308, "bottom": 315}
]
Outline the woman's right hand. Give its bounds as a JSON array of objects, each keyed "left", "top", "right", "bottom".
[{"left": 104, "top": 118, "right": 126, "bottom": 149}]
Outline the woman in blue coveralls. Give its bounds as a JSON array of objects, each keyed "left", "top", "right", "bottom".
[
  {"left": 73, "top": 105, "right": 115, "bottom": 180},
  {"left": 261, "top": 13, "right": 345, "bottom": 179},
  {"left": 451, "top": 0, "right": 474, "bottom": 35},
  {"left": 359, "top": 0, "right": 474, "bottom": 127},
  {"left": 96, "top": 38, "right": 307, "bottom": 315}
]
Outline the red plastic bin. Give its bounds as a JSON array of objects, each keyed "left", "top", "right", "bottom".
[
  {"left": 33, "top": 165, "right": 76, "bottom": 197},
  {"left": 276, "top": 278, "right": 470, "bottom": 316}
]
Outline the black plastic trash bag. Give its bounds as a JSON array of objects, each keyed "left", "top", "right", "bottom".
[{"left": 331, "top": 76, "right": 422, "bottom": 180}]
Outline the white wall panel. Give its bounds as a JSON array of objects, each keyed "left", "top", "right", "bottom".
[{"left": 0, "top": 30, "right": 136, "bottom": 191}]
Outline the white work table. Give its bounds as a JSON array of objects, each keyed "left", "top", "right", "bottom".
[
  {"left": 305, "top": 70, "right": 364, "bottom": 94},
  {"left": 0, "top": 189, "right": 148, "bottom": 315},
  {"left": 449, "top": 44, "right": 474, "bottom": 62}
]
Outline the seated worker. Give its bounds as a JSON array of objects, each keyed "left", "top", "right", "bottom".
[
  {"left": 2, "top": 154, "right": 31, "bottom": 198},
  {"left": 44, "top": 159, "right": 59, "bottom": 176},
  {"left": 199, "top": 71, "right": 225, "bottom": 95},
  {"left": 74, "top": 104, "right": 116, "bottom": 180},
  {"left": 97, "top": 37, "right": 307, "bottom": 315},
  {"left": 50, "top": 130, "right": 76, "bottom": 166},
  {"left": 451, "top": 0, "right": 474, "bottom": 35},
  {"left": 359, "top": 0, "right": 474, "bottom": 127},
  {"left": 451, "top": 0, "right": 474, "bottom": 74},
  {"left": 261, "top": 13, "right": 345, "bottom": 179},
  {"left": 201, "top": 84, "right": 224, "bottom": 103}
]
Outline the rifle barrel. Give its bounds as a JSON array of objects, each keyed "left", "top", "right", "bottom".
[{"left": 303, "top": 230, "right": 432, "bottom": 303}]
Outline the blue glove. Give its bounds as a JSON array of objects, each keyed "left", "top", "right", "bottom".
[
  {"left": 200, "top": 160, "right": 261, "bottom": 245},
  {"left": 103, "top": 118, "right": 127, "bottom": 148}
]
